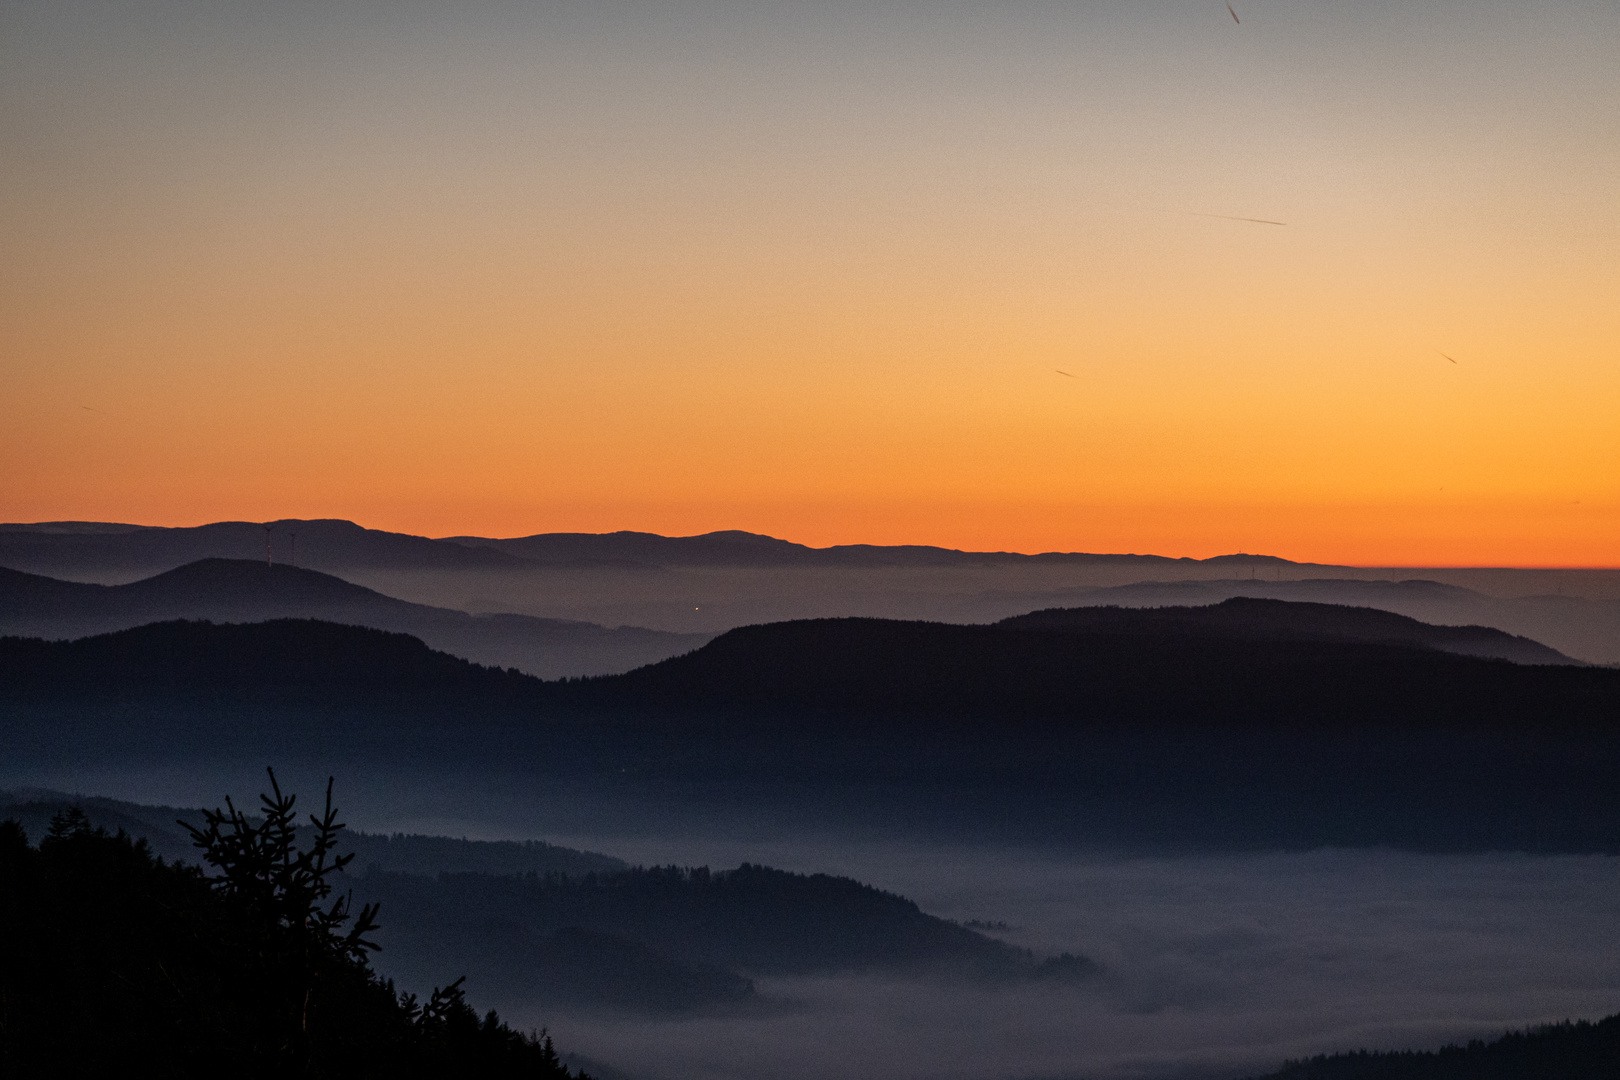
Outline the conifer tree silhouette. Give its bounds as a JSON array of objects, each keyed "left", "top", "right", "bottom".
[{"left": 180, "top": 769, "right": 383, "bottom": 1065}]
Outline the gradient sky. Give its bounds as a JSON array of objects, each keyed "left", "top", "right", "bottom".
[{"left": 3, "top": 0, "right": 1616, "bottom": 563}]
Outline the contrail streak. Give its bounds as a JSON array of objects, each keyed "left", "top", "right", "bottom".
[{"left": 1162, "top": 210, "right": 1288, "bottom": 226}]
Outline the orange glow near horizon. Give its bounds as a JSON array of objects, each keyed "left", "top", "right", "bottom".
[{"left": 3, "top": 2, "right": 1617, "bottom": 567}]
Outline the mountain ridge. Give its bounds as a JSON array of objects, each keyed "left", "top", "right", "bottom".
[
  {"left": 0, "top": 559, "right": 710, "bottom": 679},
  {"left": 0, "top": 601, "right": 1606, "bottom": 725},
  {"left": 8, "top": 613, "right": 1620, "bottom": 851},
  {"left": 998, "top": 597, "right": 1576, "bottom": 665}
]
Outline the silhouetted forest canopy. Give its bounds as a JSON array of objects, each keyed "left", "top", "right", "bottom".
[
  {"left": 1249, "top": 1015, "right": 1620, "bottom": 1080},
  {"left": 0, "top": 772, "right": 588, "bottom": 1078}
]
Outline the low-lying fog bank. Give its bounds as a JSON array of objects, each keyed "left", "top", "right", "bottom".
[{"left": 513, "top": 846, "right": 1620, "bottom": 1080}]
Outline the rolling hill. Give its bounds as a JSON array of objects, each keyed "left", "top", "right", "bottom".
[
  {"left": 997, "top": 597, "right": 1575, "bottom": 665},
  {"left": 0, "top": 559, "right": 710, "bottom": 678},
  {"left": 0, "top": 600, "right": 1607, "bottom": 726}
]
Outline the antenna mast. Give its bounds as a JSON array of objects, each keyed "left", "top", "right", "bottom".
[{"left": 263, "top": 524, "right": 273, "bottom": 567}]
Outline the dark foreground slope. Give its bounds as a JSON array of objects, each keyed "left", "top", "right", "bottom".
[
  {"left": 1250, "top": 1014, "right": 1620, "bottom": 1080},
  {"left": 0, "top": 808, "right": 582, "bottom": 1078},
  {"left": 5, "top": 608, "right": 1620, "bottom": 850},
  {"left": 0, "top": 560, "right": 710, "bottom": 678}
]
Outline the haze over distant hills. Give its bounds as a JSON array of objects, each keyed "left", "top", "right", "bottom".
[
  {"left": 0, "top": 559, "right": 709, "bottom": 679},
  {"left": 4, "top": 519, "right": 1619, "bottom": 664}
]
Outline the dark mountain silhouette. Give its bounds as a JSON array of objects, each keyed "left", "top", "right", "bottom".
[
  {"left": 582, "top": 613, "right": 1605, "bottom": 724},
  {"left": 967, "top": 578, "right": 1620, "bottom": 668},
  {"left": 997, "top": 598, "right": 1577, "bottom": 665},
  {"left": 0, "top": 618, "right": 537, "bottom": 710},
  {"left": 7, "top": 607, "right": 1620, "bottom": 850},
  {"left": 0, "top": 559, "right": 710, "bottom": 678},
  {"left": 0, "top": 518, "right": 525, "bottom": 578},
  {"left": 1, "top": 603, "right": 1599, "bottom": 724}
]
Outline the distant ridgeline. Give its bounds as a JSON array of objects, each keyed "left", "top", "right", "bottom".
[
  {"left": 4, "top": 600, "right": 1620, "bottom": 850},
  {"left": 0, "top": 517, "right": 1284, "bottom": 575},
  {"left": 1247, "top": 1015, "right": 1620, "bottom": 1080}
]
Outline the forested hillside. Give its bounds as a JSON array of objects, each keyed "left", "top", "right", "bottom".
[
  {"left": 360, "top": 863, "right": 1082, "bottom": 1012},
  {"left": 1250, "top": 1015, "right": 1620, "bottom": 1080}
]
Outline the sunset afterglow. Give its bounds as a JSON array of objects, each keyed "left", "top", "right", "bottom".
[{"left": 4, "top": 0, "right": 1616, "bottom": 563}]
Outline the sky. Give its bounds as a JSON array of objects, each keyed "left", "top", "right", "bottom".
[{"left": 2, "top": 0, "right": 1616, "bottom": 564}]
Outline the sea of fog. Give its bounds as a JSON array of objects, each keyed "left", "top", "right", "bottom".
[
  {"left": 518, "top": 840, "right": 1620, "bottom": 1080},
  {"left": 8, "top": 759, "right": 1620, "bottom": 1080}
]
